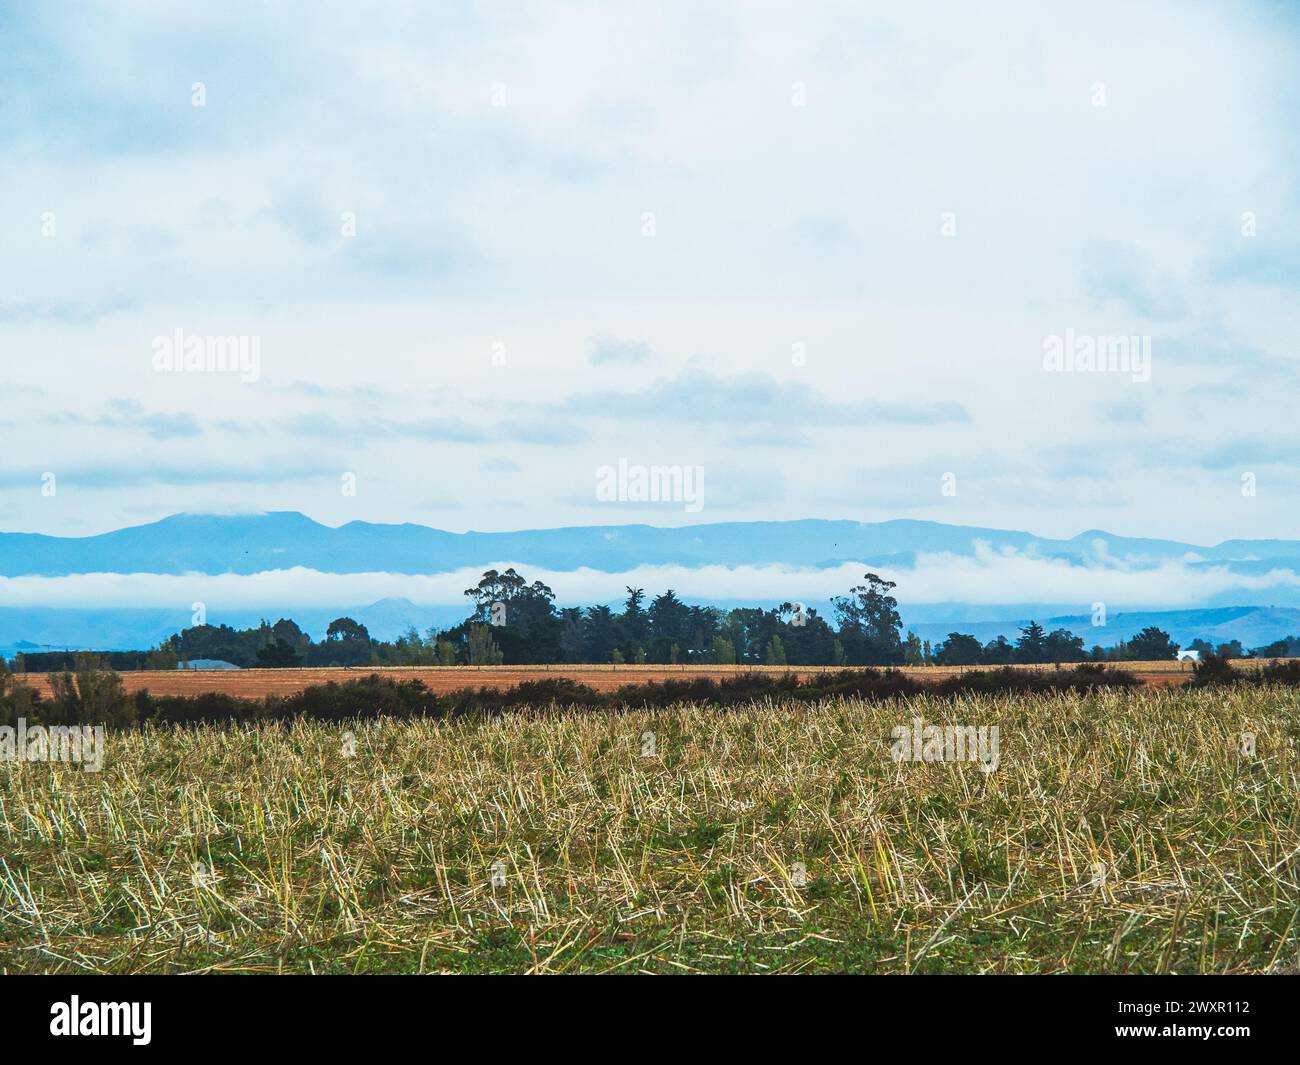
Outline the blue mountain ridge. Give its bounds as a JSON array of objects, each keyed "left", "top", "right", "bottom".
[{"left": 3, "top": 511, "right": 1300, "bottom": 577}]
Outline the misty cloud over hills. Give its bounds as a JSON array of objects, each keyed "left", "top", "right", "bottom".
[{"left": 3, "top": 512, "right": 1300, "bottom": 654}]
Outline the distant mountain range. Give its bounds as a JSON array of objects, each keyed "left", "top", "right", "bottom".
[
  {"left": 2, "top": 512, "right": 1300, "bottom": 654},
  {"left": 5, "top": 511, "right": 1300, "bottom": 577}
]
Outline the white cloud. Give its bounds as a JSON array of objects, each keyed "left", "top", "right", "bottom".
[{"left": 4, "top": 546, "right": 1300, "bottom": 611}]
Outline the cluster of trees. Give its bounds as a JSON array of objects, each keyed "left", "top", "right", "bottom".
[
  {"left": 930, "top": 622, "right": 1180, "bottom": 665},
  {"left": 154, "top": 615, "right": 429, "bottom": 669},
  {"left": 930, "top": 627, "right": 1300, "bottom": 666},
  {"left": 1255, "top": 636, "right": 1300, "bottom": 658},
  {"left": 92, "top": 569, "right": 910, "bottom": 669},
  {"left": 13, "top": 650, "right": 163, "bottom": 672},
  {"left": 1186, "top": 636, "right": 1300, "bottom": 660}
]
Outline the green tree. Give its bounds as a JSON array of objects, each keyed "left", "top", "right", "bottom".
[
  {"left": 1015, "top": 621, "right": 1047, "bottom": 663},
  {"left": 684, "top": 605, "right": 722, "bottom": 662},
  {"left": 270, "top": 619, "right": 311, "bottom": 657},
  {"left": 1253, "top": 636, "right": 1300, "bottom": 658},
  {"left": 621, "top": 586, "right": 649, "bottom": 656},
  {"left": 256, "top": 637, "right": 302, "bottom": 668},
  {"left": 1126, "top": 626, "right": 1179, "bottom": 660},
  {"left": 326, "top": 617, "right": 369, "bottom": 642},
  {"left": 981, "top": 636, "right": 1015, "bottom": 665},
  {"left": 1042, "top": 628, "right": 1086, "bottom": 663},
  {"left": 903, "top": 631, "right": 924, "bottom": 665},
  {"left": 559, "top": 607, "right": 584, "bottom": 662},
  {"left": 935, "top": 632, "right": 982, "bottom": 666},
  {"left": 45, "top": 667, "right": 135, "bottom": 727},
  {"left": 462, "top": 568, "right": 561, "bottom": 663},
  {"left": 832, "top": 573, "right": 904, "bottom": 665},
  {"left": 144, "top": 644, "right": 179, "bottom": 670},
  {"left": 468, "top": 623, "right": 504, "bottom": 665},
  {"left": 765, "top": 634, "right": 787, "bottom": 666},
  {"left": 463, "top": 568, "right": 527, "bottom": 621},
  {"left": 584, "top": 605, "right": 621, "bottom": 663},
  {"left": 321, "top": 616, "right": 374, "bottom": 666},
  {"left": 648, "top": 589, "right": 690, "bottom": 662}
]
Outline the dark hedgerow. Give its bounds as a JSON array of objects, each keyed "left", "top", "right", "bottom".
[
  {"left": 278, "top": 675, "right": 442, "bottom": 721},
  {"left": 932, "top": 663, "right": 1143, "bottom": 696},
  {"left": 138, "top": 689, "right": 265, "bottom": 726},
  {"left": 9, "top": 662, "right": 1153, "bottom": 729},
  {"left": 1185, "top": 652, "right": 1300, "bottom": 688},
  {"left": 441, "top": 677, "right": 605, "bottom": 716},
  {"left": 1186, "top": 653, "right": 1240, "bottom": 687},
  {"left": 1259, "top": 659, "right": 1300, "bottom": 685},
  {"left": 1185, "top": 650, "right": 1300, "bottom": 691}
]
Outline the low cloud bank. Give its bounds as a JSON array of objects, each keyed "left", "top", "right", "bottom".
[{"left": 2, "top": 546, "right": 1299, "bottom": 612}]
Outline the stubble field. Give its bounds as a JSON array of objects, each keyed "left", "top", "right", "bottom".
[
  {"left": 2, "top": 683, "right": 1297, "bottom": 974},
  {"left": 14, "top": 660, "right": 1201, "bottom": 700}
]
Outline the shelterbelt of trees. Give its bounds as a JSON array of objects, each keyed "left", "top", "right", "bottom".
[{"left": 11, "top": 569, "right": 1294, "bottom": 673}]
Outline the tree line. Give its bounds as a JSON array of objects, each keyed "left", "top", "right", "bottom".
[
  {"left": 928, "top": 622, "right": 1180, "bottom": 665},
  {"left": 155, "top": 570, "right": 911, "bottom": 669},
  {"left": 9, "top": 567, "right": 1291, "bottom": 671}
]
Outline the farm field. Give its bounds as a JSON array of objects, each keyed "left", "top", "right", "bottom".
[
  {"left": 11, "top": 659, "right": 1211, "bottom": 699},
  {"left": 2, "top": 684, "right": 1297, "bottom": 974}
]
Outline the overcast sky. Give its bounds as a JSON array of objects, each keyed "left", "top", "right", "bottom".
[{"left": 3, "top": 0, "right": 1298, "bottom": 545}]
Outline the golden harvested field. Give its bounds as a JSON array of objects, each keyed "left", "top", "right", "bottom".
[
  {"left": 3, "top": 685, "right": 1297, "bottom": 973},
  {"left": 11, "top": 660, "right": 1208, "bottom": 699}
]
